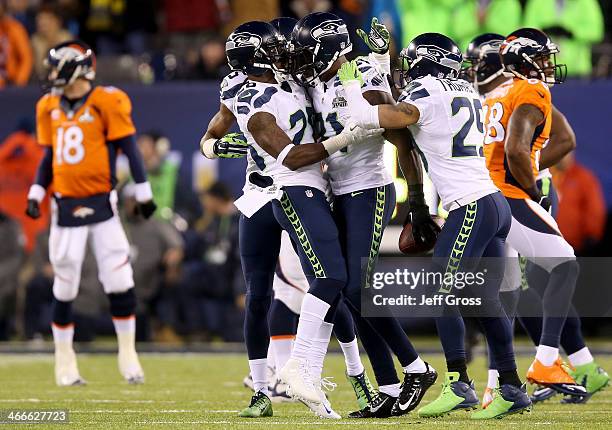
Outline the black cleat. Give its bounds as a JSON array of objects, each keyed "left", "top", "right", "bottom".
[
  {"left": 348, "top": 392, "right": 396, "bottom": 418},
  {"left": 391, "top": 362, "right": 438, "bottom": 416}
]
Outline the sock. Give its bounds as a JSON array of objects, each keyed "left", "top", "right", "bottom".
[
  {"left": 447, "top": 359, "right": 469, "bottom": 383},
  {"left": 568, "top": 346, "right": 594, "bottom": 367},
  {"left": 266, "top": 342, "right": 275, "bottom": 373},
  {"left": 249, "top": 358, "right": 270, "bottom": 395},
  {"left": 499, "top": 369, "right": 522, "bottom": 388},
  {"left": 339, "top": 338, "right": 364, "bottom": 377},
  {"left": 487, "top": 369, "right": 499, "bottom": 389},
  {"left": 292, "top": 294, "right": 330, "bottom": 360},
  {"left": 112, "top": 316, "right": 136, "bottom": 355},
  {"left": 271, "top": 336, "right": 294, "bottom": 373},
  {"left": 311, "top": 322, "right": 333, "bottom": 381},
  {"left": 379, "top": 383, "right": 401, "bottom": 398},
  {"left": 403, "top": 356, "right": 427, "bottom": 374},
  {"left": 52, "top": 323, "right": 74, "bottom": 350},
  {"left": 535, "top": 344, "right": 559, "bottom": 366}
]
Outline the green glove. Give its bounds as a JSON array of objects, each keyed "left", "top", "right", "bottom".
[
  {"left": 338, "top": 61, "right": 363, "bottom": 86},
  {"left": 214, "top": 132, "right": 248, "bottom": 158},
  {"left": 356, "top": 17, "right": 390, "bottom": 54}
]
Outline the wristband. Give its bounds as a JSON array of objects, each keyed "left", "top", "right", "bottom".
[
  {"left": 408, "top": 183, "right": 426, "bottom": 208},
  {"left": 277, "top": 144, "right": 295, "bottom": 166},
  {"left": 134, "top": 181, "right": 153, "bottom": 203},
  {"left": 322, "top": 133, "right": 350, "bottom": 155},
  {"left": 200, "top": 137, "right": 218, "bottom": 159},
  {"left": 525, "top": 184, "right": 541, "bottom": 201},
  {"left": 371, "top": 52, "right": 391, "bottom": 75},
  {"left": 342, "top": 80, "right": 381, "bottom": 129},
  {"left": 27, "top": 184, "right": 46, "bottom": 203}
]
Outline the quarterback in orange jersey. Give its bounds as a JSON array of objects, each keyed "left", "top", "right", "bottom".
[
  {"left": 482, "top": 28, "right": 586, "bottom": 397},
  {"left": 25, "top": 41, "right": 156, "bottom": 386}
]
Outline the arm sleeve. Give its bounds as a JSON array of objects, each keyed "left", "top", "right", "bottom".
[
  {"left": 34, "top": 146, "right": 53, "bottom": 188},
  {"left": 111, "top": 135, "right": 147, "bottom": 184},
  {"left": 102, "top": 88, "right": 137, "bottom": 140}
]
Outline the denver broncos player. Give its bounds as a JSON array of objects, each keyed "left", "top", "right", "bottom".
[
  {"left": 25, "top": 41, "right": 155, "bottom": 386},
  {"left": 483, "top": 29, "right": 588, "bottom": 398}
]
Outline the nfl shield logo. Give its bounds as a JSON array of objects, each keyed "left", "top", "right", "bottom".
[{"left": 305, "top": 189, "right": 313, "bottom": 198}]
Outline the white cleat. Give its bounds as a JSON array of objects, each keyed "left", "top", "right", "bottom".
[
  {"left": 279, "top": 358, "right": 320, "bottom": 403},
  {"left": 300, "top": 378, "right": 340, "bottom": 419},
  {"left": 118, "top": 349, "right": 145, "bottom": 384},
  {"left": 55, "top": 346, "right": 86, "bottom": 387}
]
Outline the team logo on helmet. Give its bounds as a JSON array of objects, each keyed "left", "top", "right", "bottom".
[
  {"left": 311, "top": 20, "right": 348, "bottom": 42},
  {"left": 227, "top": 32, "right": 262, "bottom": 50},
  {"left": 416, "top": 45, "right": 460, "bottom": 68},
  {"left": 500, "top": 37, "right": 541, "bottom": 55}
]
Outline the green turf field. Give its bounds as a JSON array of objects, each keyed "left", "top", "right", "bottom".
[{"left": 1, "top": 352, "right": 611, "bottom": 429}]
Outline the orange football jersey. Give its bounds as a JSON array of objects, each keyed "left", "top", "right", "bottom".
[
  {"left": 483, "top": 78, "right": 552, "bottom": 199},
  {"left": 36, "top": 86, "right": 136, "bottom": 198}
]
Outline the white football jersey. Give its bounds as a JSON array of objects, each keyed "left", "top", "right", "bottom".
[
  {"left": 398, "top": 75, "right": 498, "bottom": 211},
  {"left": 234, "top": 80, "right": 327, "bottom": 192},
  {"left": 311, "top": 57, "right": 392, "bottom": 196}
]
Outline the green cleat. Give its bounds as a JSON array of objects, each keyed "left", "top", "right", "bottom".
[
  {"left": 238, "top": 391, "right": 273, "bottom": 418},
  {"left": 417, "top": 372, "right": 478, "bottom": 418},
  {"left": 570, "top": 362, "right": 610, "bottom": 395},
  {"left": 346, "top": 370, "right": 378, "bottom": 410},
  {"left": 471, "top": 384, "right": 532, "bottom": 420}
]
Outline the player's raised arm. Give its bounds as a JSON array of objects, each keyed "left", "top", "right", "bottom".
[
  {"left": 247, "top": 111, "right": 379, "bottom": 171},
  {"left": 505, "top": 103, "right": 544, "bottom": 201},
  {"left": 338, "top": 61, "right": 420, "bottom": 130},
  {"left": 538, "top": 104, "right": 576, "bottom": 170}
]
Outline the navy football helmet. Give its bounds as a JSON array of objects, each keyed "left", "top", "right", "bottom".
[
  {"left": 289, "top": 12, "right": 352, "bottom": 86},
  {"left": 270, "top": 17, "right": 297, "bottom": 39},
  {"left": 226, "top": 21, "right": 287, "bottom": 76},
  {"left": 463, "top": 33, "right": 505, "bottom": 88},
  {"left": 394, "top": 33, "right": 462, "bottom": 88},
  {"left": 500, "top": 28, "right": 566, "bottom": 85},
  {"left": 45, "top": 40, "right": 96, "bottom": 88}
]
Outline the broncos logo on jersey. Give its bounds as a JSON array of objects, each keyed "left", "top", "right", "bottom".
[
  {"left": 226, "top": 32, "right": 262, "bottom": 50},
  {"left": 310, "top": 20, "right": 348, "bottom": 41}
]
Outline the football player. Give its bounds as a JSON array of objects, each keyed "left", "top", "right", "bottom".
[
  {"left": 290, "top": 13, "right": 438, "bottom": 417},
  {"left": 25, "top": 41, "right": 156, "bottom": 386},
  {"left": 338, "top": 33, "right": 531, "bottom": 419},
  {"left": 464, "top": 31, "right": 608, "bottom": 406}
]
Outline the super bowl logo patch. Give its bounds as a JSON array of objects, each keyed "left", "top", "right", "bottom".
[
  {"left": 332, "top": 93, "right": 347, "bottom": 109},
  {"left": 78, "top": 107, "right": 94, "bottom": 123}
]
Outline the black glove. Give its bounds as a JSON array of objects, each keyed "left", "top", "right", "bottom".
[
  {"left": 135, "top": 200, "right": 157, "bottom": 219},
  {"left": 526, "top": 185, "right": 551, "bottom": 213},
  {"left": 25, "top": 199, "right": 41, "bottom": 219},
  {"left": 405, "top": 184, "right": 440, "bottom": 244}
]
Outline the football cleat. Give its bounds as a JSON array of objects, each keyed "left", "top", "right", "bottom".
[
  {"left": 530, "top": 385, "right": 557, "bottom": 403},
  {"left": 118, "top": 349, "right": 145, "bottom": 384},
  {"left": 561, "top": 362, "right": 610, "bottom": 404},
  {"left": 526, "top": 358, "right": 587, "bottom": 397},
  {"left": 346, "top": 370, "right": 378, "bottom": 410},
  {"left": 279, "top": 358, "right": 320, "bottom": 403},
  {"left": 392, "top": 362, "right": 438, "bottom": 416},
  {"left": 268, "top": 378, "right": 294, "bottom": 403},
  {"left": 55, "top": 345, "right": 86, "bottom": 387},
  {"left": 238, "top": 391, "right": 273, "bottom": 418},
  {"left": 481, "top": 387, "right": 495, "bottom": 409},
  {"left": 348, "top": 392, "right": 396, "bottom": 418},
  {"left": 300, "top": 379, "right": 341, "bottom": 419},
  {"left": 417, "top": 372, "right": 478, "bottom": 418},
  {"left": 471, "top": 384, "right": 532, "bottom": 420}
]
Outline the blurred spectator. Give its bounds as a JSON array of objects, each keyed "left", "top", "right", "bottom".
[
  {"left": 165, "top": 0, "right": 223, "bottom": 55},
  {"left": 451, "top": 0, "right": 522, "bottom": 51},
  {"left": 124, "top": 0, "right": 158, "bottom": 55},
  {"left": 553, "top": 152, "right": 606, "bottom": 255},
  {"left": 524, "top": 0, "right": 604, "bottom": 77},
  {"left": 184, "top": 37, "right": 230, "bottom": 80},
  {"left": 121, "top": 185, "right": 184, "bottom": 341},
  {"left": 136, "top": 131, "right": 201, "bottom": 223},
  {"left": 397, "top": 0, "right": 457, "bottom": 48},
  {"left": 6, "top": 0, "right": 35, "bottom": 34},
  {"left": 0, "top": 118, "right": 49, "bottom": 253},
  {"left": 24, "top": 231, "right": 111, "bottom": 342},
  {"left": 0, "top": 0, "right": 33, "bottom": 88},
  {"left": 223, "top": 0, "right": 277, "bottom": 36},
  {"left": 31, "top": 4, "right": 73, "bottom": 80},
  {"left": 177, "top": 181, "right": 244, "bottom": 340},
  {"left": 81, "top": 0, "right": 127, "bottom": 55},
  {"left": 281, "top": 0, "right": 331, "bottom": 19},
  {"left": 0, "top": 211, "right": 23, "bottom": 340}
]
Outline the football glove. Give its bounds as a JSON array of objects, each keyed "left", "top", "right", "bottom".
[
  {"left": 338, "top": 60, "right": 364, "bottom": 86},
  {"left": 407, "top": 203, "right": 441, "bottom": 245},
  {"left": 136, "top": 200, "right": 157, "bottom": 219},
  {"left": 25, "top": 199, "right": 41, "bottom": 219},
  {"left": 357, "top": 17, "right": 390, "bottom": 54},
  {"left": 526, "top": 185, "right": 551, "bottom": 213},
  {"left": 214, "top": 132, "right": 248, "bottom": 159}
]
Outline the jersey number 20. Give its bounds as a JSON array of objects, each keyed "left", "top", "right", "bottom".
[{"left": 56, "top": 126, "right": 85, "bottom": 165}]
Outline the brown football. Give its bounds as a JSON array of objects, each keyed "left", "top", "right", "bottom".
[{"left": 398, "top": 215, "right": 445, "bottom": 255}]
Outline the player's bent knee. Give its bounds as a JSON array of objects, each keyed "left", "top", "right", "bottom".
[
  {"left": 100, "top": 263, "right": 134, "bottom": 295},
  {"left": 52, "top": 278, "right": 79, "bottom": 302}
]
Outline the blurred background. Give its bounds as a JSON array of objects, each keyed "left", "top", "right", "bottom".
[{"left": 1, "top": 0, "right": 612, "bottom": 347}]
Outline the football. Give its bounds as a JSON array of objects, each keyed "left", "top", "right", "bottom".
[{"left": 398, "top": 215, "right": 445, "bottom": 254}]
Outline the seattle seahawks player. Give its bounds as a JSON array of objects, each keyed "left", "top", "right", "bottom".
[
  {"left": 223, "top": 20, "right": 380, "bottom": 417},
  {"left": 290, "top": 12, "right": 438, "bottom": 417},
  {"left": 338, "top": 33, "right": 532, "bottom": 419}
]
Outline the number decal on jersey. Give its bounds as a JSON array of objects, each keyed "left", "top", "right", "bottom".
[
  {"left": 482, "top": 102, "right": 505, "bottom": 145},
  {"left": 326, "top": 112, "right": 344, "bottom": 136},
  {"left": 56, "top": 126, "right": 85, "bottom": 165},
  {"left": 249, "top": 146, "right": 266, "bottom": 170},
  {"left": 237, "top": 88, "right": 258, "bottom": 105},
  {"left": 289, "top": 110, "right": 307, "bottom": 145},
  {"left": 451, "top": 96, "right": 484, "bottom": 158}
]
